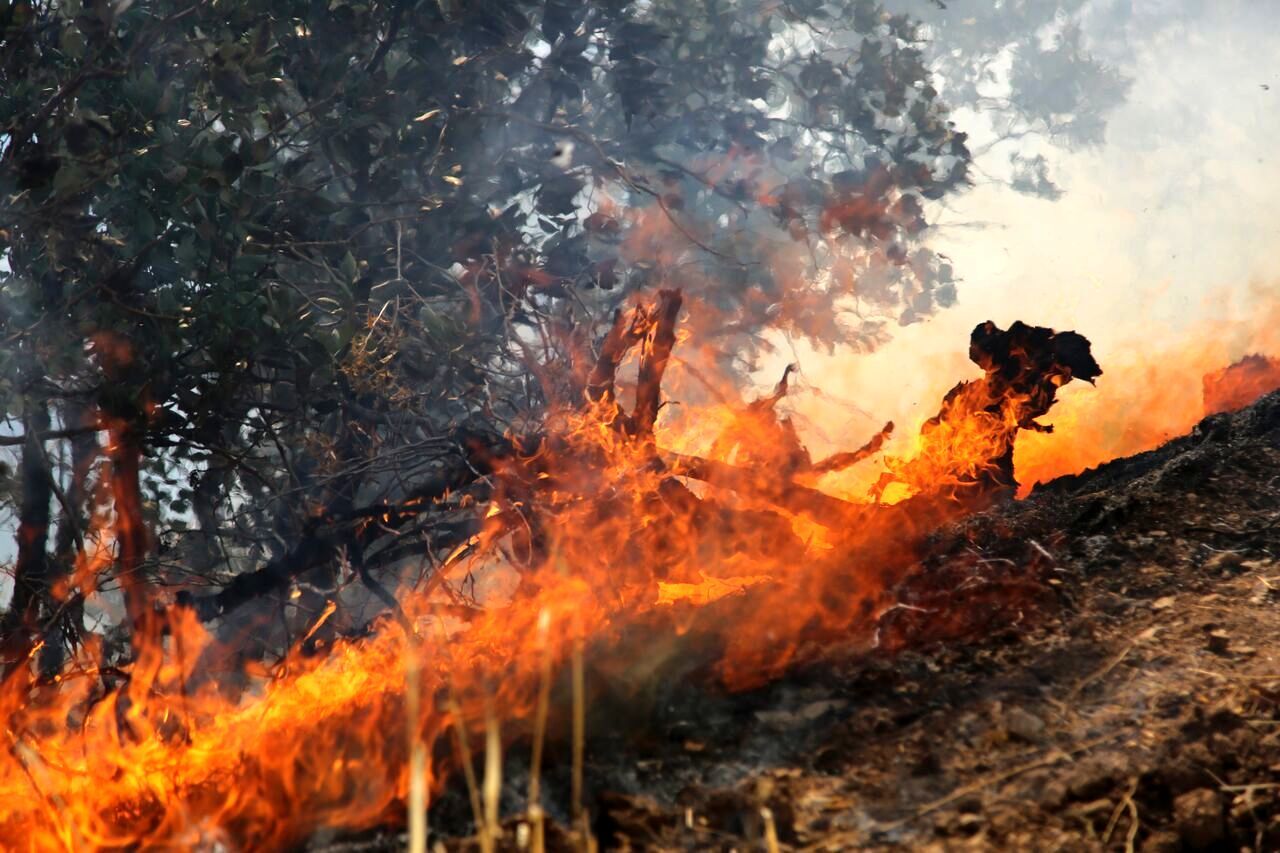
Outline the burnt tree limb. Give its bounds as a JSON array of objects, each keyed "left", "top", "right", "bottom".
[
  {"left": 585, "top": 307, "right": 647, "bottom": 407},
  {"left": 177, "top": 429, "right": 508, "bottom": 622},
  {"left": 661, "top": 451, "right": 862, "bottom": 522},
  {"left": 0, "top": 424, "right": 101, "bottom": 447},
  {"left": 106, "top": 418, "right": 152, "bottom": 635},
  {"left": 632, "top": 289, "right": 683, "bottom": 437},
  {"left": 809, "top": 421, "right": 895, "bottom": 475},
  {"left": 177, "top": 291, "right": 679, "bottom": 624}
]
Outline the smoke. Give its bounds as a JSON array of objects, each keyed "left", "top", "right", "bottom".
[{"left": 754, "top": 0, "right": 1280, "bottom": 484}]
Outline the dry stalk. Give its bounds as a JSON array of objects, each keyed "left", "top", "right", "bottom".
[
  {"left": 803, "top": 731, "right": 1126, "bottom": 851},
  {"left": 528, "top": 806, "right": 545, "bottom": 853},
  {"left": 902, "top": 733, "right": 1124, "bottom": 825},
  {"left": 572, "top": 633, "right": 593, "bottom": 852},
  {"left": 1067, "top": 626, "right": 1157, "bottom": 701},
  {"left": 1189, "top": 668, "right": 1280, "bottom": 681},
  {"left": 1101, "top": 777, "right": 1139, "bottom": 849},
  {"left": 451, "top": 697, "right": 484, "bottom": 842},
  {"left": 571, "top": 633, "right": 585, "bottom": 820},
  {"left": 1124, "top": 795, "right": 1140, "bottom": 852},
  {"left": 482, "top": 699, "right": 502, "bottom": 852},
  {"left": 760, "top": 807, "right": 780, "bottom": 853},
  {"left": 528, "top": 608, "right": 553, "bottom": 853},
  {"left": 406, "top": 641, "right": 428, "bottom": 853},
  {"left": 431, "top": 613, "right": 485, "bottom": 839}
]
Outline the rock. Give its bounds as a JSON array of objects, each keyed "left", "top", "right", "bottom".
[
  {"left": 1004, "top": 707, "right": 1047, "bottom": 744},
  {"left": 1037, "top": 779, "right": 1068, "bottom": 810},
  {"left": 1065, "top": 755, "right": 1126, "bottom": 802},
  {"left": 1205, "top": 628, "right": 1231, "bottom": 655},
  {"left": 1082, "top": 535, "right": 1112, "bottom": 562},
  {"left": 754, "top": 700, "right": 848, "bottom": 729},
  {"left": 1204, "top": 551, "right": 1245, "bottom": 574},
  {"left": 1141, "top": 829, "right": 1181, "bottom": 852},
  {"left": 1158, "top": 744, "right": 1215, "bottom": 796},
  {"left": 1173, "top": 788, "right": 1224, "bottom": 850},
  {"left": 1205, "top": 704, "right": 1244, "bottom": 734}
]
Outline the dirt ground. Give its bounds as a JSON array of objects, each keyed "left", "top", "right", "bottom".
[{"left": 320, "top": 391, "right": 1280, "bottom": 852}]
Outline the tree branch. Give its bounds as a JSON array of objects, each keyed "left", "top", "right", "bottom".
[
  {"left": 661, "top": 450, "right": 861, "bottom": 522},
  {"left": 585, "top": 306, "right": 646, "bottom": 406},
  {"left": 632, "top": 289, "right": 682, "bottom": 437},
  {"left": 0, "top": 425, "right": 101, "bottom": 447},
  {"left": 809, "top": 421, "right": 894, "bottom": 474}
]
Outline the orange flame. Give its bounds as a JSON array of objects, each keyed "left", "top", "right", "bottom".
[{"left": 2, "top": 291, "right": 1276, "bottom": 849}]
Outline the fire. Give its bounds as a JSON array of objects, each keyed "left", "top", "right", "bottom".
[
  {"left": 4, "top": 286, "right": 1275, "bottom": 848},
  {"left": 1203, "top": 354, "right": 1280, "bottom": 416},
  {"left": 655, "top": 572, "right": 773, "bottom": 606},
  {"left": 1013, "top": 297, "right": 1280, "bottom": 491}
]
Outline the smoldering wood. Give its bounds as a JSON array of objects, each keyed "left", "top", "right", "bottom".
[
  {"left": 175, "top": 302, "right": 1100, "bottom": 660},
  {"left": 0, "top": 401, "right": 53, "bottom": 676}
]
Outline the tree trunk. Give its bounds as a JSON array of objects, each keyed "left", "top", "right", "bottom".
[
  {"left": 41, "top": 399, "right": 98, "bottom": 676},
  {"left": 107, "top": 417, "right": 151, "bottom": 638},
  {"left": 1, "top": 400, "right": 52, "bottom": 676}
]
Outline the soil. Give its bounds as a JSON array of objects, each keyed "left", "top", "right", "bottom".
[{"left": 318, "top": 391, "right": 1280, "bottom": 852}]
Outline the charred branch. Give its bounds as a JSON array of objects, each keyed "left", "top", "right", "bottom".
[
  {"left": 810, "top": 421, "right": 895, "bottom": 474},
  {"left": 631, "top": 289, "right": 683, "bottom": 437},
  {"left": 661, "top": 450, "right": 862, "bottom": 522},
  {"left": 106, "top": 418, "right": 151, "bottom": 635},
  {"left": 178, "top": 429, "right": 506, "bottom": 621},
  {"left": 585, "top": 307, "right": 647, "bottom": 407},
  {"left": 0, "top": 424, "right": 100, "bottom": 446}
]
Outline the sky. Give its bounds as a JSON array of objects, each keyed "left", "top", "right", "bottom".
[{"left": 773, "top": 0, "right": 1280, "bottom": 464}]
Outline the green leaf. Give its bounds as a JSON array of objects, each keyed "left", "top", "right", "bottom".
[
  {"left": 60, "top": 24, "right": 85, "bottom": 60},
  {"left": 51, "top": 163, "right": 83, "bottom": 198},
  {"left": 175, "top": 233, "right": 198, "bottom": 267},
  {"left": 231, "top": 253, "right": 270, "bottom": 275},
  {"left": 339, "top": 251, "right": 358, "bottom": 284},
  {"left": 134, "top": 208, "right": 158, "bottom": 244}
]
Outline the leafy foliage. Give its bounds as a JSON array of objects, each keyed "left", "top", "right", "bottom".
[{"left": 0, "top": 0, "right": 980, "bottom": 654}]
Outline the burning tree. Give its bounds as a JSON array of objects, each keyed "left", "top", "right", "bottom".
[
  {"left": 0, "top": 0, "right": 973, "bottom": 669},
  {"left": 0, "top": 0, "right": 1158, "bottom": 848}
]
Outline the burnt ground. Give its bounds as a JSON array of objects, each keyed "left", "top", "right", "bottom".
[{"left": 319, "top": 390, "right": 1280, "bottom": 853}]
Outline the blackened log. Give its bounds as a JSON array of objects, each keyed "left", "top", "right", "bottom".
[
  {"left": 0, "top": 424, "right": 99, "bottom": 447},
  {"left": 43, "top": 399, "right": 98, "bottom": 675},
  {"left": 106, "top": 418, "right": 152, "bottom": 635}
]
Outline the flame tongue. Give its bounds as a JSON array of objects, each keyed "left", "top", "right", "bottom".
[
  {"left": 1203, "top": 353, "right": 1280, "bottom": 415},
  {"left": 0, "top": 299, "right": 1104, "bottom": 847}
]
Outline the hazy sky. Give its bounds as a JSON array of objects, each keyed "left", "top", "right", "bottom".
[{"left": 779, "top": 0, "right": 1280, "bottom": 457}]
